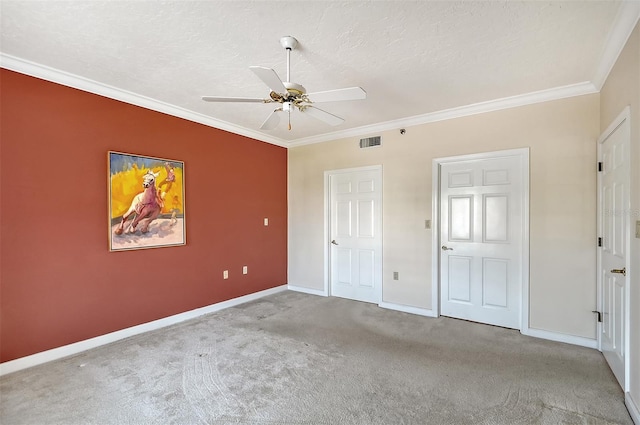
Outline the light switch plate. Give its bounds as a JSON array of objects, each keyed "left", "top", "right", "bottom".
[
  {"left": 425, "top": 219, "right": 431, "bottom": 230},
  {"left": 636, "top": 220, "right": 640, "bottom": 239}
]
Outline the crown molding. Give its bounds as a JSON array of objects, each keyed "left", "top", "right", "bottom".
[
  {"left": 0, "top": 53, "right": 289, "bottom": 148},
  {"left": 5, "top": 0, "right": 634, "bottom": 152},
  {"left": 0, "top": 53, "right": 600, "bottom": 150},
  {"left": 0, "top": 53, "right": 601, "bottom": 150},
  {"left": 592, "top": 1, "right": 640, "bottom": 90},
  {"left": 285, "top": 1, "right": 640, "bottom": 148},
  {"left": 288, "top": 81, "right": 598, "bottom": 147}
]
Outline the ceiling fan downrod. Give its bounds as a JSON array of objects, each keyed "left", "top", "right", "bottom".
[
  {"left": 280, "top": 36, "right": 298, "bottom": 84},
  {"left": 286, "top": 45, "right": 291, "bottom": 83},
  {"left": 280, "top": 36, "right": 298, "bottom": 130}
]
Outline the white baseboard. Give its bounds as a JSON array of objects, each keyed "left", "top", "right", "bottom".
[
  {"left": 0, "top": 285, "right": 288, "bottom": 376},
  {"left": 378, "top": 301, "right": 437, "bottom": 317},
  {"left": 521, "top": 327, "right": 597, "bottom": 349},
  {"left": 287, "top": 284, "right": 327, "bottom": 297},
  {"left": 627, "top": 392, "right": 640, "bottom": 425}
]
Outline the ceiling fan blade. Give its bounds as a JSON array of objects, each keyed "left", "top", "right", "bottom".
[
  {"left": 202, "top": 96, "right": 268, "bottom": 103},
  {"left": 260, "top": 109, "right": 281, "bottom": 130},
  {"left": 249, "top": 66, "right": 288, "bottom": 94},
  {"left": 306, "top": 87, "right": 366, "bottom": 103},
  {"left": 303, "top": 106, "right": 345, "bottom": 126}
]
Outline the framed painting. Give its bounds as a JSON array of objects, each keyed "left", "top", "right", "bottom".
[{"left": 108, "top": 151, "right": 185, "bottom": 251}]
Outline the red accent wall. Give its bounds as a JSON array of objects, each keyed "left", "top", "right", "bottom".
[{"left": 0, "top": 69, "right": 288, "bottom": 362}]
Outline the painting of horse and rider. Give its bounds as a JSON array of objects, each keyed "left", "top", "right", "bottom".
[{"left": 108, "top": 151, "right": 185, "bottom": 251}]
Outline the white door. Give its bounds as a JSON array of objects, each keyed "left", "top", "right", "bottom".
[
  {"left": 329, "top": 167, "right": 382, "bottom": 304},
  {"left": 597, "top": 109, "right": 630, "bottom": 390},
  {"left": 440, "top": 154, "right": 524, "bottom": 329}
]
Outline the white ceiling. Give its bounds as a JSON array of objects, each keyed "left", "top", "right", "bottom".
[{"left": 1, "top": 1, "right": 637, "bottom": 147}]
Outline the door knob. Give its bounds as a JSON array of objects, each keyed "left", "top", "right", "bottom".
[
  {"left": 611, "top": 267, "right": 626, "bottom": 276},
  {"left": 331, "top": 240, "right": 339, "bottom": 245},
  {"left": 441, "top": 245, "right": 453, "bottom": 251}
]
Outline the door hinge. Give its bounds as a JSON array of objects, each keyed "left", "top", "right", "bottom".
[
  {"left": 592, "top": 310, "right": 602, "bottom": 322},
  {"left": 598, "top": 237, "right": 602, "bottom": 247},
  {"left": 598, "top": 162, "right": 603, "bottom": 172}
]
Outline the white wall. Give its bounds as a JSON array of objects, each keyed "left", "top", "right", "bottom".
[
  {"left": 600, "top": 20, "right": 640, "bottom": 417},
  {"left": 289, "top": 93, "right": 600, "bottom": 339}
]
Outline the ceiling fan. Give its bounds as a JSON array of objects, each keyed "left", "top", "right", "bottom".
[{"left": 202, "top": 36, "right": 366, "bottom": 131}]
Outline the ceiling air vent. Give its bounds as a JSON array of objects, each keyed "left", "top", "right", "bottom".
[{"left": 359, "top": 136, "right": 381, "bottom": 149}]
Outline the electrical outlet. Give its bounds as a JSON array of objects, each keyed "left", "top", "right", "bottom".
[
  {"left": 393, "top": 272, "right": 399, "bottom": 280},
  {"left": 242, "top": 265, "right": 248, "bottom": 275},
  {"left": 264, "top": 218, "right": 269, "bottom": 226},
  {"left": 636, "top": 220, "right": 640, "bottom": 238},
  {"left": 425, "top": 219, "right": 431, "bottom": 230},
  {"left": 223, "top": 270, "right": 229, "bottom": 279}
]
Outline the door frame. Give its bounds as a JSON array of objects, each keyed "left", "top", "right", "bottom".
[
  {"left": 323, "top": 165, "right": 383, "bottom": 301},
  {"left": 596, "top": 106, "right": 631, "bottom": 392},
  {"left": 431, "top": 148, "right": 530, "bottom": 331}
]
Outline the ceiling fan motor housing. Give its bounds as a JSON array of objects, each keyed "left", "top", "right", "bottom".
[{"left": 284, "top": 82, "right": 306, "bottom": 97}]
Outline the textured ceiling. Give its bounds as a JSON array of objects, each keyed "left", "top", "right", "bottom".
[{"left": 0, "top": 1, "right": 632, "bottom": 146}]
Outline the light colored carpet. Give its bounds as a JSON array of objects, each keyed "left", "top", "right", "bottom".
[{"left": 0, "top": 291, "right": 632, "bottom": 424}]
